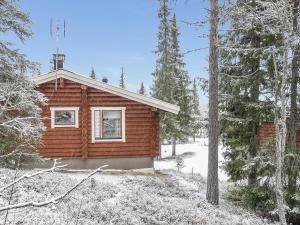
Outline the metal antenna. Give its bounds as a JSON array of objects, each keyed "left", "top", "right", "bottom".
[
  {"left": 50, "top": 18, "right": 66, "bottom": 91},
  {"left": 64, "top": 19, "right": 66, "bottom": 38}
]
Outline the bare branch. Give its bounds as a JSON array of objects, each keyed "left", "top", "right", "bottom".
[
  {"left": 0, "top": 159, "right": 66, "bottom": 193},
  {"left": 0, "top": 165, "right": 108, "bottom": 212},
  {"left": 220, "top": 69, "right": 259, "bottom": 78},
  {"left": 183, "top": 47, "right": 209, "bottom": 55}
]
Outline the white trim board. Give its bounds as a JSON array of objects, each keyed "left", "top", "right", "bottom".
[
  {"left": 34, "top": 69, "right": 179, "bottom": 114},
  {"left": 50, "top": 107, "right": 79, "bottom": 128},
  {"left": 90, "top": 107, "right": 126, "bottom": 143}
]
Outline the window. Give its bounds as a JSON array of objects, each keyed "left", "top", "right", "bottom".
[
  {"left": 50, "top": 107, "right": 79, "bottom": 128},
  {"left": 91, "top": 107, "right": 126, "bottom": 143}
]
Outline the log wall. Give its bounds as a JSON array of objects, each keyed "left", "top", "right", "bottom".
[
  {"left": 37, "top": 78, "right": 160, "bottom": 159},
  {"left": 259, "top": 121, "right": 300, "bottom": 146}
]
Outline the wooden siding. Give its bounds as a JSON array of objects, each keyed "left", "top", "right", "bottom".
[
  {"left": 259, "top": 121, "right": 300, "bottom": 146},
  {"left": 258, "top": 122, "right": 275, "bottom": 145},
  {"left": 37, "top": 78, "right": 160, "bottom": 158}
]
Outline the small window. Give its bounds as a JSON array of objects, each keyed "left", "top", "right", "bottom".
[
  {"left": 50, "top": 107, "right": 79, "bottom": 128},
  {"left": 55, "top": 110, "right": 75, "bottom": 125},
  {"left": 91, "top": 107, "right": 125, "bottom": 142}
]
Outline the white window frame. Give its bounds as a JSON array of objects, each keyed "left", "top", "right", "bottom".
[
  {"left": 50, "top": 107, "right": 79, "bottom": 128},
  {"left": 91, "top": 107, "right": 126, "bottom": 143}
]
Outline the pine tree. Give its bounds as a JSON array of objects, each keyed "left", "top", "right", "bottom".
[
  {"left": 207, "top": 0, "right": 219, "bottom": 205},
  {"left": 119, "top": 67, "right": 125, "bottom": 88},
  {"left": 90, "top": 67, "right": 96, "bottom": 79},
  {"left": 191, "top": 78, "right": 201, "bottom": 142},
  {"left": 152, "top": 0, "right": 173, "bottom": 101},
  {"left": 139, "top": 82, "right": 145, "bottom": 95},
  {"left": 0, "top": 0, "right": 47, "bottom": 167},
  {"left": 152, "top": 2, "right": 193, "bottom": 156},
  {"left": 152, "top": 0, "right": 177, "bottom": 156},
  {"left": 169, "top": 13, "right": 193, "bottom": 155}
]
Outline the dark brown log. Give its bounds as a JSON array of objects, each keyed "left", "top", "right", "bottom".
[{"left": 38, "top": 78, "right": 160, "bottom": 159}]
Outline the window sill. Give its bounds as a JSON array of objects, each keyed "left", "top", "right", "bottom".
[
  {"left": 92, "top": 139, "right": 125, "bottom": 143},
  {"left": 52, "top": 125, "right": 78, "bottom": 128}
]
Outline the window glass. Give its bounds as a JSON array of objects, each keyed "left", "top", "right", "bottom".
[
  {"left": 102, "top": 111, "right": 122, "bottom": 139},
  {"left": 94, "top": 110, "right": 101, "bottom": 139},
  {"left": 54, "top": 110, "right": 75, "bottom": 125}
]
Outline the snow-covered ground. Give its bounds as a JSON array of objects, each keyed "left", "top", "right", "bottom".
[
  {"left": 0, "top": 139, "right": 279, "bottom": 225},
  {"left": 0, "top": 168, "right": 279, "bottom": 224},
  {"left": 155, "top": 138, "right": 228, "bottom": 180}
]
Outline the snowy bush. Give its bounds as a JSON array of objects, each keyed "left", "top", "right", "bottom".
[{"left": 0, "top": 169, "right": 281, "bottom": 225}]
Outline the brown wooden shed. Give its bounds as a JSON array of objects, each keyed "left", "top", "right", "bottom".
[
  {"left": 259, "top": 121, "right": 300, "bottom": 146},
  {"left": 34, "top": 69, "right": 179, "bottom": 169}
]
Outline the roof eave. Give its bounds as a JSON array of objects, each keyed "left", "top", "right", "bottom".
[{"left": 34, "top": 70, "right": 180, "bottom": 115}]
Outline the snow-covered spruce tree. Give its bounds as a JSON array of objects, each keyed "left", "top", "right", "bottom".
[
  {"left": 152, "top": 0, "right": 177, "bottom": 155},
  {"left": 119, "top": 67, "right": 125, "bottom": 88},
  {"left": 191, "top": 78, "right": 202, "bottom": 142},
  {"left": 223, "top": 0, "right": 300, "bottom": 223},
  {"left": 0, "top": 0, "right": 47, "bottom": 168},
  {"left": 90, "top": 67, "right": 96, "bottom": 79},
  {"left": 219, "top": 2, "right": 275, "bottom": 186},
  {"left": 169, "top": 13, "right": 193, "bottom": 155},
  {"left": 219, "top": 13, "right": 278, "bottom": 214},
  {"left": 139, "top": 82, "right": 146, "bottom": 95}
]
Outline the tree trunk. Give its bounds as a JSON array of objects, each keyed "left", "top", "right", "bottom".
[
  {"left": 193, "top": 134, "right": 196, "bottom": 142},
  {"left": 273, "top": 49, "right": 287, "bottom": 225},
  {"left": 287, "top": 0, "right": 299, "bottom": 205},
  {"left": 206, "top": 0, "right": 219, "bottom": 205},
  {"left": 172, "top": 138, "right": 176, "bottom": 156}
]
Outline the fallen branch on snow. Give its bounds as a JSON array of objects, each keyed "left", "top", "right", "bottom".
[
  {"left": 0, "top": 159, "right": 66, "bottom": 193},
  {"left": 0, "top": 164, "right": 108, "bottom": 212}
]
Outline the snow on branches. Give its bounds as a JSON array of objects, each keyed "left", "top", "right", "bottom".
[{"left": 0, "top": 72, "right": 47, "bottom": 166}]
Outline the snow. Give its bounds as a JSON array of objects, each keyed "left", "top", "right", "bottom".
[
  {"left": 155, "top": 138, "right": 228, "bottom": 180},
  {"left": 0, "top": 166, "right": 279, "bottom": 225}
]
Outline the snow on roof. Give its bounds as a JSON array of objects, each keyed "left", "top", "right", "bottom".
[{"left": 34, "top": 69, "right": 179, "bottom": 114}]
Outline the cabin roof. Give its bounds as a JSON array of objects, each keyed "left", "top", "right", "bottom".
[{"left": 34, "top": 69, "right": 180, "bottom": 114}]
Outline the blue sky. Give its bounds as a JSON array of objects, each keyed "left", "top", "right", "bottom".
[{"left": 5, "top": 0, "right": 209, "bottom": 102}]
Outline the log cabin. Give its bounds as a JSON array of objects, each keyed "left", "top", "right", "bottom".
[
  {"left": 259, "top": 121, "right": 300, "bottom": 146},
  {"left": 33, "top": 55, "right": 179, "bottom": 170}
]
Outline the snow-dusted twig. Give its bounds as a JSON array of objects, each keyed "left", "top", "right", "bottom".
[
  {"left": 74, "top": 197, "right": 84, "bottom": 225},
  {"left": 0, "top": 165, "right": 108, "bottom": 212},
  {"left": 219, "top": 69, "right": 259, "bottom": 78},
  {"left": 0, "top": 144, "right": 37, "bottom": 159},
  {"left": 183, "top": 47, "right": 209, "bottom": 55},
  {"left": 0, "top": 159, "right": 66, "bottom": 192}
]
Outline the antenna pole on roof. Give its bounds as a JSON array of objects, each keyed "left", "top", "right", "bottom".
[{"left": 50, "top": 18, "right": 66, "bottom": 91}]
